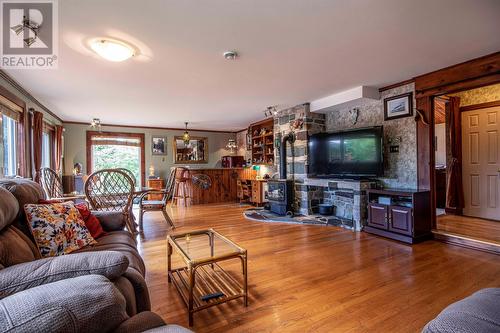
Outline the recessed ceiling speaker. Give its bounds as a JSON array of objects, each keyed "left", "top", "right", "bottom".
[{"left": 223, "top": 51, "right": 238, "bottom": 60}]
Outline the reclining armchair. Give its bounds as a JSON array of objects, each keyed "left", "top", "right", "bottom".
[{"left": 0, "top": 179, "right": 191, "bottom": 333}]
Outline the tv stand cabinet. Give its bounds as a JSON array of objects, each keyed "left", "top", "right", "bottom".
[{"left": 364, "top": 188, "right": 432, "bottom": 244}]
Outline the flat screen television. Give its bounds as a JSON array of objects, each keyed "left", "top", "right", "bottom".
[{"left": 308, "top": 126, "right": 383, "bottom": 178}]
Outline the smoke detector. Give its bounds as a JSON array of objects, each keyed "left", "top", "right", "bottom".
[{"left": 223, "top": 51, "right": 238, "bottom": 60}]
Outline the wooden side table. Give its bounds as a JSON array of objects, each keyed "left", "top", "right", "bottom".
[{"left": 147, "top": 178, "right": 164, "bottom": 200}]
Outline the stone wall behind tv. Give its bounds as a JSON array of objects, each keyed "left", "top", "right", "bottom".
[{"left": 325, "top": 82, "right": 417, "bottom": 189}]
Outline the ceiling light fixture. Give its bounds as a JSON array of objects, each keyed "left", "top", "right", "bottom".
[
  {"left": 90, "top": 38, "right": 135, "bottom": 62},
  {"left": 226, "top": 139, "right": 237, "bottom": 152},
  {"left": 90, "top": 118, "right": 102, "bottom": 131},
  {"left": 223, "top": 51, "right": 238, "bottom": 60},
  {"left": 263, "top": 105, "right": 279, "bottom": 118},
  {"left": 182, "top": 122, "right": 191, "bottom": 145}
]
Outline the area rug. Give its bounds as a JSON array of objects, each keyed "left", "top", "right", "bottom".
[{"left": 243, "top": 208, "right": 327, "bottom": 225}]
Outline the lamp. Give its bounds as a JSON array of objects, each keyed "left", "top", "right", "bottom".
[
  {"left": 226, "top": 139, "right": 237, "bottom": 152},
  {"left": 182, "top": 122, "right": 191, "bottom": 145}
]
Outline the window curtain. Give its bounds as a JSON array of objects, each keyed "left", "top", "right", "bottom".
[
  {"left": 54, "top": 125, "right": 63, "bottom": 174},
  {"left": 32, "top": 111, "right": 44, "bottom": 183},
  {"left": 445, "top": 96, "right": 464, "bottom": 213}
]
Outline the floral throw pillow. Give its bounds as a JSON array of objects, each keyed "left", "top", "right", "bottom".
[{"left": 24, "top": 202, "right": 97, "bottom": 257}]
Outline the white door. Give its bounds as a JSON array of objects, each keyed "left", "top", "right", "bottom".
[{"left": 462, "top": 106, "right": 500, "bottom": 220}]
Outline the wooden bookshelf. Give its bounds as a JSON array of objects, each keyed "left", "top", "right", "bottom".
[{"left": 250, "top": 119, "right": 274, "bottom": 165}]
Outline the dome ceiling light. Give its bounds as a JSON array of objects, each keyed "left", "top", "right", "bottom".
[{"left": 90, "top": 38, "right": 135, "bottom": 62}]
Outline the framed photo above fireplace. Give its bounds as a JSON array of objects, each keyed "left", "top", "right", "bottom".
[{"left": 384, "top": 92, "right": 413, "bottom": 120}]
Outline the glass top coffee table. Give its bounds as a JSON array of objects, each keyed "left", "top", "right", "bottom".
[{"left": 167, "top": 229, "right": 248, "bottom": 326}]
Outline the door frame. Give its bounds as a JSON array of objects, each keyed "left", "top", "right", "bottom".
[
  {"left": 86, "top": 131, "right": 146, "bottom": 185},
  {"left": 414, "top": 51, "right": 500, "bottom": 229}
]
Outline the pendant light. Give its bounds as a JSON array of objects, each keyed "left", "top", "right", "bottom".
[{"left": 182, "top": 122, "right": 191, "bottom": 145}]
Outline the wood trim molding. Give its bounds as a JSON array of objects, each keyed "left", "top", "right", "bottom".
[
  {"left": 413, "top": 51, "right": 500, "bottom": 230},
  {"left": 378, "top": 79, "right": 415, "bottom": 92},
  {"left": 64, "top": 120, "right": 235, "bottom": 134},
  {"left": 460, "top": 100, "right": 500, "bottom": 112},
  {"left": 0, "top": 70, "right": 63, "bottom": 123},
  {"left": 415, "top": 51, "right": 500, "bottom": 97},
  {"left": 432, "top": 230, "right": 499, "bottom": 255},
  {"left": 86, "top": 131, "right": 146, "bottom": 186},
  {"left": 0, "top": 85, "right": 26, "bottom": 110}
]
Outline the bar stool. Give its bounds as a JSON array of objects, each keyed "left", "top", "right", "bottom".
[{"left": 172, "top": 167, "right": 191, "bottom": 207}]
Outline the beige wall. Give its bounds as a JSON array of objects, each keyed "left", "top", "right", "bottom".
[
  {"left": 63, "top": 123, "right": 235, "bottom": 180},
  {"left": 449, "top": 83, "right": 500, "bottom": 107}
]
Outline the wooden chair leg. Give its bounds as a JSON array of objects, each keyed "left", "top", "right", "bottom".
[
  {"left": 171, "top": 182, "right": 178, "bottom": 207},
  {"left": 162, "top": 207, "right": 175, "bottom": 229},
  {"left": 139, "top": 206, "right": 144, "bottom": 231},
  {"left": 181, "top": 182, "right": 186, "bottom": 207}
]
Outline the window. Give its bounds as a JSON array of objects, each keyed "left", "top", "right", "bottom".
[
  {"left": 41, "top": 131, "right": 51, "bottom": 168},
  {"left": 2, "top": 114, "right": 17, "bottom": 176},
  {"left": 87, "top": 131, "right": 145, "bottom": 186},
  {"left": 0, "top": 95, "right": 23, "bottom": 178},
  {"left": 41, "top": 123, "right": 55, "bottom": 169}
]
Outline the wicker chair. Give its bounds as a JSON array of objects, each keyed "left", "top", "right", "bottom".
[
  {"left": 117, "top": 168, "right": 136, "bottom": 186},
  {"left": 39, "top": 167, "right": 64, "bottom": 199},
  {"left": 138, "top": 169, "right": 175, "bottom": 231},
  {"left": 85, "top": 169, "right": 135, "bottom": 233}
]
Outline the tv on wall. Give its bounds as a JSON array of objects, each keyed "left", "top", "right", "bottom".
[{"left": 307, "top": 126, "right": 383, "bottom": 178}]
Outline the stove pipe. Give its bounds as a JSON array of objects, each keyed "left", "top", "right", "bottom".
[{"left": 279, "top": 133, "right": 295, "bottom": 179}]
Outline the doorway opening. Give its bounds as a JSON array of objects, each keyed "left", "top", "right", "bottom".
[
  {"left": 86, "top": 131, "right": 145, "bottom": 186},
  {"left": 432, "top": 83, "right": 500, "bottom": 246}
]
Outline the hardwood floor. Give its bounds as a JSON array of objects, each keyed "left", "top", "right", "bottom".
[
  {"left": 136, "top": 203, "right": 500, "bottom": 333},
  {"left": 436, "top": 214, "right": 500, "bottom": 243}
]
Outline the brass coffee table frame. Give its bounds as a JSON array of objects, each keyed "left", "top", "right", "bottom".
[{"left": 167, "top": 229, "right": 248, "bottom": 326}]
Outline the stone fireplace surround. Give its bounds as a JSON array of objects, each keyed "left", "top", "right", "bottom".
[{"left": 273, "top": 103, "right": 377, "bottom": 231}]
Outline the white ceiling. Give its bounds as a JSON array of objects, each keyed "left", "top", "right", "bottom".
[{"left": 5, "top": 0, "right": 500, "bottom": 131}]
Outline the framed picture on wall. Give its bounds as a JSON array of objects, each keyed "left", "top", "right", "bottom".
[
  {"left": 151, "top": 136, "right": 167, "bottom": 155},
  {"left": 384, "top": 92, "right": 413, "bottom": 120}
]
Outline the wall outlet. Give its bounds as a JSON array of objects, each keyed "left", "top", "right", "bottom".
[{"left": 390, "top": 145, "right": 399, "bottom": 153}]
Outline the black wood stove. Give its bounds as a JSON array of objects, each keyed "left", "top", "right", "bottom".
[{"left": 267, "top": 133, "right": 295, "bottom": 216}]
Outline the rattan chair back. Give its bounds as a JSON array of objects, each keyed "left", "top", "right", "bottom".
[
  {"left": 117, "top": 168, "right": 136, "bottom": 186},
  {"left": 84, "top": 169, "right": 134, "bottom": 213},
  {"left": 40, "top": 167, "right": 64, "bottom": 199}
]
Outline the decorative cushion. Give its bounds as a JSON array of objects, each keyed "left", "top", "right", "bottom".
[
  {"left": 39, "top": 200, "right": 106, "bottom": 239},
  {"left": 74, "top": 203, "right": 106, "bottom": 239},
  {"left": 24, "top": 202, "right": 96, "bottom": 257}
]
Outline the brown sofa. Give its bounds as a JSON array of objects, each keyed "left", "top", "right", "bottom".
[{"left": 0, "top": 178, "right": 191, "bottom": 333}]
